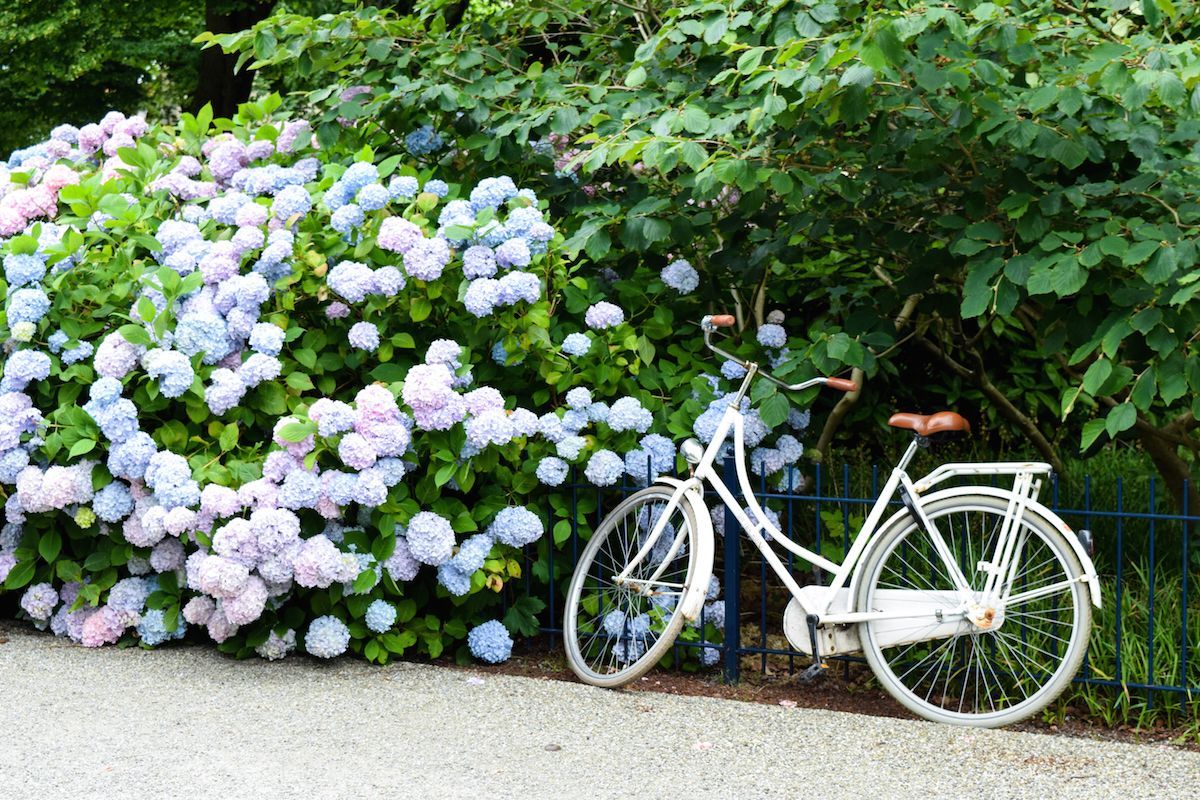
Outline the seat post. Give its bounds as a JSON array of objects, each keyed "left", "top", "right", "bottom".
[{"left": 895, "top": 436, "right": 922, "bottom": 472}]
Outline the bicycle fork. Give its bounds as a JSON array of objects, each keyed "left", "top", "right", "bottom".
[{"left": 611, "top": 478, "right": 713, "bottom": 623}]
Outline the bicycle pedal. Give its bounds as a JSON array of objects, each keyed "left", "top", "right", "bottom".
[{"left": 799, "top": 661, "right": 827, "bottom": 684}]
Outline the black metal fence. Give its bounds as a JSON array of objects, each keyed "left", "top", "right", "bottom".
[{"left": 537, "top": 458, "right": 1199, "bottom": 703}]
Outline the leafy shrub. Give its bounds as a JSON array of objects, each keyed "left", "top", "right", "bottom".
[{"left": 0, "top": 96, "right": 811, "bottom": 662}]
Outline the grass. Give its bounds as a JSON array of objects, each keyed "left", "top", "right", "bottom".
[{"left": 1051, "top": 563, "right": 1200, "bottom": 741}]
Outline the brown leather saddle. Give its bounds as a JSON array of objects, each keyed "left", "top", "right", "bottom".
[{"left": 887, "top": 411, "right": 971, "bottom": 437}]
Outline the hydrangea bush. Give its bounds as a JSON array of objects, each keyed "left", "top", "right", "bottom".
[{"left": 0, "top": 97, "right": 811, "bottom": 666}]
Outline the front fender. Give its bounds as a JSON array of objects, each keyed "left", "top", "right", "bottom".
[
  {"left": 655, "top": 477, "right": 714, "bottom": 622},
  {"left": 850, "top": 485, "right": 1101, "bottom": 609}
]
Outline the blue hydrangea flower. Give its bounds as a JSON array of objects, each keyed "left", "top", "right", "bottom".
[
  {"left": 436, "top": 562, "right": 473, "bottom": 596},
  {"left": 272, "top": 184, "right": 312, "bottom": 220},
  {"left": 555, "top": 435, "right": 586, "bottom": 461},
  {"left": 4, "top": 253, "right": 46, "bottom": 287},
  {"left": 494, "top": 238, "right": 531, "bottom": 268},
  {"left": 756, "top": 323, "right": 787, "bottom": 348},
  {"left": 93, "top": 481, "right": 134, "bottom": 522},
  {"left": 406, "top": 511, "right": 455, "bottom": 565},
  {"left": 464, "top": 278, "right": 500, "bottom": 317},
  {"left": 143, "top": 349, "right": 195, "bottom": 398},
  {"left": 451, "top": 532, "right": 494, "bottom": 574},
  {"left": 331, "top": 204, "right": 365, "bottom": 234},
  {"left": 364, "top": 599, "right": 396, "bottom": 633},
  {"left": 405, "top": 125, "right": 445, "bottom": 156},
  {"left": 467, "top": 620, "right": 513, "bottom": 664},
  {"left": 8, "top": 288, "right": 50, "bottom": 325},
  {"left": 565, "top": 387, "right": 592, "bottom": 410},
  {"left": 584, "top": 301, "right": 624, "bottom": 330},
  {"left": 138, "top": 608, "right": 186, "bottom": 647},
  {"left": 61, "top": 342, "right": 94, "bottom": 365},
  {"left": 585, "top": 450, "right": 624, "bottom": 486},
  {"left": 536, "top": 456, "right": 569, "bottom": 486},
  {"left": 279, "top": 469, "right": 322, "bottom": 510},
  {"left": 388, "top": 175, "right": 419, "bottom": 200},
  {"left": 562, "top": 333, "right": 591, "bottom": 356},
  {"left": 469, "top": 176, "right": 518, "bottom": 212},
  {"left": 487, "top": 506, "right": 543, "bottom": 547},
  {"left": 721, "top": 360, "right": 747, "bottom": 380},
  {"left": 607, "top": 397, "right": 653, "bottom": 433},
  {"left": 342, "top": 162, "right": 380, "bottom": 192},
  {"left": 661, "top": 259, "right": 699, "bottom": 294},
  {"left": 463, "top": 245, "right": 497, "bottom": 279},
  {"left": 305, "top": 615, "right": 351, "bottom": 658},
  {"left": 422, "top": 179, "right": 449, "bottom": 197},
  {"left": 107, "top": 432, "right": 157, "bottom": 480},
  {"left": 249, "top": 323, "right": 285, "bottom": 356},
  {"left": 357, "top": 183, "right": 390, "bottom": 211}
]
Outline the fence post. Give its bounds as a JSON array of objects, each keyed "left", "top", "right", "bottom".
[{"left": 723, "top": 455, "right": 741, "bottom": 684}]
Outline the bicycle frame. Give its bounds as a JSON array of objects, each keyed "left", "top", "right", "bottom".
[{"left": 615, "top": 364, "right": 1099, "bottom": 631}]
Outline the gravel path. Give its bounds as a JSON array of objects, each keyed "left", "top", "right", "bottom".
[{"left": 0, "top": 621, "right": 1194, "bottom": 799}]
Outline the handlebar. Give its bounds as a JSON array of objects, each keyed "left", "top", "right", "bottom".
[{"left": 700, "top": 314, "right": 859, "bottom": 394}]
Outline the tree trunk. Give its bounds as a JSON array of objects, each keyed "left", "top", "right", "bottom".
[
  {"left": 1130, "top": 412, "right": 1200, "bottom": 520},
  {"left": 193, "top": 1, "right": 277, "bottom": 117}
]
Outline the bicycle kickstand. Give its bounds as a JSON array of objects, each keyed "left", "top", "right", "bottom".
[{"left": 799, "top": 614, "right": 828, "bottom": 684}]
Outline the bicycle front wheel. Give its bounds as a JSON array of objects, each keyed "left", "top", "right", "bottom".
[
  {"left": 563, "top": 486, "right": 700, "bottom": 688},
  {"left": 856, "top": 494, "right": 1091, "bottom": 727}
]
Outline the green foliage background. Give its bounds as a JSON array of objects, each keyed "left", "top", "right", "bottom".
[{"left": 198, "top": 0, "right": 1200, "bottom": 509}]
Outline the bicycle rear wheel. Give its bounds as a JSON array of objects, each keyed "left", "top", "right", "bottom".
[
  {"left": 563, "top": 486, "right": 700, "bottom": 688},
  {"left": 856, "top": 494, "right": 1091, "bottom": 727}
]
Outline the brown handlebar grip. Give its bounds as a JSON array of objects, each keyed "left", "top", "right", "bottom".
[
  {"left": 710, "top": 315, "right": 736, "bottom": 327},
  {"left": 826, "top": 378, "right": 859, "bottom": 392}
]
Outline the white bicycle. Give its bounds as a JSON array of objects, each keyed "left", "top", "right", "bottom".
[{"left": 563, "top": 314, "right": 1101, "bottom": 727}]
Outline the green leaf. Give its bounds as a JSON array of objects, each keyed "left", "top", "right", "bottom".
[
  {"left": 4, "top": 559, "right": 35, "bottom": 590},
  {"left": 1122, "top": 240, "right": 1159, "bottom": 266},
  {"left": 1105, "top": 403, "right": 1136, "bottom": 438},
  {"left": 1081, "top": 359, "right": 1112, "bottom": 395},
  {"left": 67, "top": 438, "right": 96, "bottom": 459},
  {"left": 1080, "top": 419, "right": 1107, "bottom": 450},
  {"left": 219, "top": 423, "right": 239, "bottom": 452},
  {"left": 118, "top": 324, "right": 153, "bottom": 347},
  {"left": 411, "top": 296, "right": 432, "bottom": 322},
  {"left": 1050, "top": 138, "right": 1087, "bottom": 169},
  {"left": 286, "top": 372, "right": 314, "bottom": 391},
  {"left": 39, "top": 530, "right": 62, "bottom": 563},
  {"left": 681, "top": 105, "right": 711, "bottom": 134},
  {"left": 759, "top": 394, "right": 790, "bottom": 429},
  {"left": 625, "top": 65, "right": 647, "bottom": 87},
  {"left": 277, "top": 421, "right": 316, "bottom": 442}
]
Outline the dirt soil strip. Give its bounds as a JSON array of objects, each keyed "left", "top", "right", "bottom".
[{"left": 1, "top": 621, "right": 1197, "bottom": 800}]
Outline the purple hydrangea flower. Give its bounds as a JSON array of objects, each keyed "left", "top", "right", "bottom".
[
  {"left": 585, "top": 301, "right": 624, "bottom": 330},
  {"left": 348, "top": 321, "right": 380, "bottom": 352}
]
